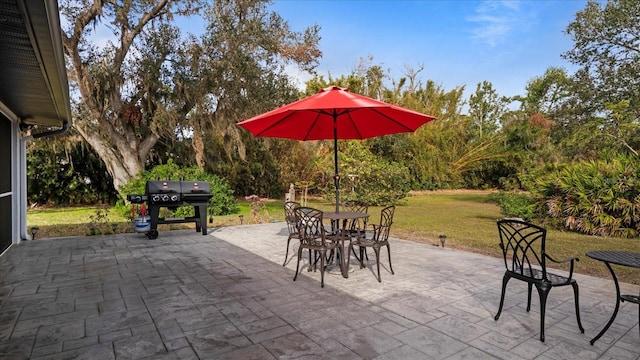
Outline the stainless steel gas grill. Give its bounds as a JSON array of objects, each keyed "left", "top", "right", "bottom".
[{"left": 127, "top": 180, "right": 213, "bottom": 239}]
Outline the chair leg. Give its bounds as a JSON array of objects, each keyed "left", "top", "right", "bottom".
[
  {"left": 386, "top": 243, "right": 394, "bottom": 275},
  {"left": 374, "top": 247, "right": 381, "bottom": 282},
  {"left": 527, "top": 283, "right": 533, "bottom": 312},
  {"left": 326, "top": 249, "right": 335, "bottom": 264},
  {"left": 571, "top": 282, "right": 585, "bottom": 333},
  {"left": 359, "top": 247, "right": 365, "bottom": 269},
  {"left": 495, "top": 273, "right": 511, "bottom": 321},
  {"left": 320, "top": 250, "right": 326, "bottom": 288},
  {"left": 312, "top": 250, "right": 321, "bottom": 272},
  {"left": 350, "top": 244, "right": 361, "bottom": 262},
  {"left": 347, "top": 243, "right": 353, "bottom": 274},
  {"left": 293, "top": 246, "right": 303, "bottom": 281},
  {"left": 535, "top": 283, "right": 551, "bottom": 342},
  {"left": 283, "top": 235, "right": 292, "bottom": 266}
]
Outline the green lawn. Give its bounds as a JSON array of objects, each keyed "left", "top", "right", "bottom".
[
  {"left": 27, "top": 191, "right": 639, "bottom": 284},
  {"left": 27, "top": 206, "right": 129, "bottom": 226}
]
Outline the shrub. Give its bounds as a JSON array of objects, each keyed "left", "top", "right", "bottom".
[
  {"left": 534, "top": 155, "right": 640, "bottom": 237},
  {"left": 27, "top": 141, "right": 119, "bottom": 205},
  {"left": 321, "top": 141, "right": 411, "bottom": 206},
  {"left": 489, "top": 191, "right": 537, "bottom": 220},
  {"left": 116, "top": 160, "right": 238, "bottom": 219},
  {"left": 245, "top": 195, "right": 270, "bottom": 223}
]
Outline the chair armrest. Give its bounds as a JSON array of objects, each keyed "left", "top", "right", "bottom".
[
  {"left": 364, "top": 224, "right": 380, "bottom": 239},
  {"left": 545, "top": 253, "right": 579, "bottom": 264},
  {"left": 545, "top": 253, "right": 579, "bottom": 280}
]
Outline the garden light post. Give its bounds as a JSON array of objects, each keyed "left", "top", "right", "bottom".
[
  {"left": 439, "top": 234, "right": 447, "bottom": 248},
  {"left": 30, "top": 226, "right": 39, "bottom": 240}
]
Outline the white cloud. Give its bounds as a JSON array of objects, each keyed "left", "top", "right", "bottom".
[{"left": 467, "top": 0, "right": 526, "bottom": 47}]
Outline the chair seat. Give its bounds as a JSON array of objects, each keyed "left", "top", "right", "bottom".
[
  {"left": 354, "top": 238, "right": 388, "bottom": 248},
  {"left": 303, "top": 241, "right": 338, "bottom": 252},
  {"left": 510, "top": 268, "right": 575, "bottom": 286}
]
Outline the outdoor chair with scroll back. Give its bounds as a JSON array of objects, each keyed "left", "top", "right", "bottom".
[
  {"left": 326, "top": 200, "right": 370, "bottom": 264},
  {"left": 342, "top": 200, "right": 369, "bottom": 242},
  {"left": 347, "top": 205, "right": 395, "bottom": 282},
  {"left": 342, "top": 200, "right": 369, "bottom": 238},
  {"left": 283, "top": 201, "right": 301, "bottom": 266},
  {"left": 494, "top": 218, "right": 584, "bottom": 342},
  {"left": 293, "top": 207, "right": 338, "bottom": 288}
]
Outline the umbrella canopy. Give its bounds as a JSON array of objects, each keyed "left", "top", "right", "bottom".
[{"left": 237, "top": 86, "right": 437, "bottom": 211}]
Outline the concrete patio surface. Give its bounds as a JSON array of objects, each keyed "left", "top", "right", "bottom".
[{"left": 0, "top": 223, "right": 638, "bottom": 359}]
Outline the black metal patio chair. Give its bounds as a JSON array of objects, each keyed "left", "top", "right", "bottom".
[
  {"left": 283, "top": 201, "right": 301, "bottom": 266},
  {"left": 293, "top": 207, "right": 337, "bottom": 288},
  {"left": 494, "top": 218, "right": 584, "bottom": 342},
  {"left": 347, "top": 205, "right": 395, "bottom": 282},
  {"left": 342, "top": 200, "right": 369, "bottom": 239}
]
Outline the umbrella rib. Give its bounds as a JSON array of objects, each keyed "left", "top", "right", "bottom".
[
  {"left": 302, "top": 110, "right": 324, "bottom": 140},
  {"left": 342, "top": 109, "right": 363, "bottom": 139},
  {"left": 252, "top": 111, "right": 298, "bottom": 137},
  {"left": 369, "top": 108, "right": 417, "bottom": 132}
]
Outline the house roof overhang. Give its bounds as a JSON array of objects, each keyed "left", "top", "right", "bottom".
[{"left": 0, "top": 0, "right": 71, "bottom": 128}]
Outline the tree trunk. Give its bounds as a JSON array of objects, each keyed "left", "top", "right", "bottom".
[
  {"left": 192, "top": 117, "right": 206, "bottom": 170},
  {"left": 73, "top": 118, "right": 159, "bottom": 191}
]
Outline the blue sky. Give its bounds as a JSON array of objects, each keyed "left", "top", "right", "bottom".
[{"left": 267, "top": 0, "right": 592, "bottom": 100}]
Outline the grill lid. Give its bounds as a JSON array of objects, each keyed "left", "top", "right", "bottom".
[
  {"left": 145, "top": 181, "right": 181, "bottom": 194},
  {"left": 181, "top": 181, "right": 210, "bottom": 194}
]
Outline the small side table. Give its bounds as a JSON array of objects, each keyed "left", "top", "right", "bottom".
[{"left": 586, "top": 250, "right": 640, "bottom": 345}]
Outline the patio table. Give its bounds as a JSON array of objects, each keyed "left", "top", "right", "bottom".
[
  {"left": 586, "top": 250, "right": 640, "bottom": 345},
  {"left": 323, "top": 211, "right": 369, "bottom": 279}
]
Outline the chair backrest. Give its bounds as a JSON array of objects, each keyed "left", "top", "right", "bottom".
[
  {"left": 294, "top": 207, "right": 327, "bottom": 247},
  {"left": 343, "top": 200, "right": 369, "bottom": 232},
  {"left": 372, "top": 205, "right": 395, "bottom": 243},
  {"left": 497, "top": 218, "right": 547, "bottom": 280},
  {"left": 284, "top": 201, "right": 301, "bottom": 234},
  {"left": 343, "top": 200, "right": 368, "bottom": 213}
]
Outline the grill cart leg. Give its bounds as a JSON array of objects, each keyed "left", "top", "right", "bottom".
[
  {"left": 147, "top": 205, "right": 160, "bottom": 239},
  {"left": 195, "top": 204, "right": 207, "bottom": 235}
]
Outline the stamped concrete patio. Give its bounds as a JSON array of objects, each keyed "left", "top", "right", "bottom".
[{"left": 0, "top": 223, "right": 638, "bottom": 359}]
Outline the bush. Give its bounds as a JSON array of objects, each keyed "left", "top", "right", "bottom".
[
  {"left": 321, "top": 141, "right": 411, "bottom": 206},
  {"left": 489, "top": 191, "right": 537, "bottom": 220},
  {"left": 534, "top": 155, "right": 640, "bottom": 237},
  {"left": 27, "top": 139, "right": 118, "bottom": 205},
  {"left": 116, "top": 160, "right": 238, "bottom": 219}
]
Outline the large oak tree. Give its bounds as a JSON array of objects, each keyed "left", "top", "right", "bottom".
[{"left": 61, "top": 0, "right": 321, "bottom": 191}]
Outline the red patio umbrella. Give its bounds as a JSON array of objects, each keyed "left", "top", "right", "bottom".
[{"left": 237, "top": 86, "right": 436, "bottom": 212}]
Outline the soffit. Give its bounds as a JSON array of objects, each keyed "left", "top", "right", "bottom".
[{"left": 0, "top": 0, "right": 71, "bottom": 127}]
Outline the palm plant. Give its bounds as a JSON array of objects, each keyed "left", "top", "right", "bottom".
[{"left": 536, "top": 155, "right": 640, "bottom": 237}]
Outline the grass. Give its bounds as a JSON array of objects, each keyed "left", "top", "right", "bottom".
[
  {"left": 27, "top": 191, "right": 639, "bottom": 285},
  {"left": 27, "top": 206, "right": 128, "bottom": 226}
]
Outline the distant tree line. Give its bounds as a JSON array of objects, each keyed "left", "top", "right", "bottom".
[{"left": 27, "top": 0, "right": 640, "bottom": 237}]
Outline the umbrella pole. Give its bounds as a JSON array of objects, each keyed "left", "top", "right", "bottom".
[
  {"left": 333, "top": 113, "right": 340, "bottom": 213},
  {"left": 334, "top": 136, "right": 339, "bottom": 213}
]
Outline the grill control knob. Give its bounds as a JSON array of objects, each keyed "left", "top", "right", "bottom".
[
  {"left": 161, "top": 194, "right": 169, "bottom": 201},
  {"left": 152, "top": 195, "right": 160, "bottom": 202},
  {"left": 170, "top": 194, "right": 179, "bottom": 202}
]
